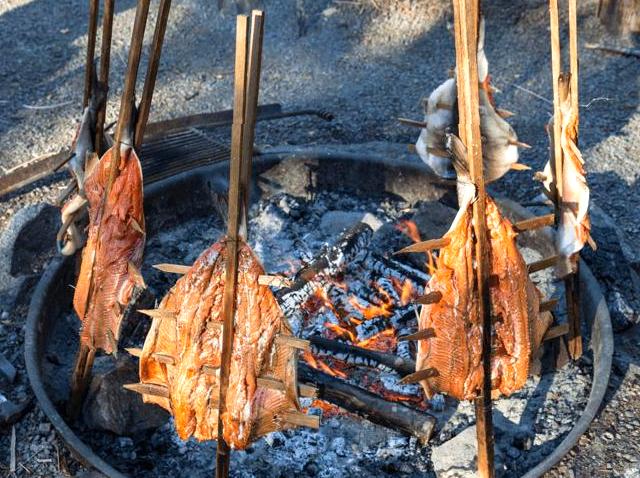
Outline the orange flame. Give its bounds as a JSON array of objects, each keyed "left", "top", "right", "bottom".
[
  {"left": 390, "top": 277, "right": 417, "bottom": 306},
  {"left": 395, "top": 219, "right": 421, "bottom": 243},
  {"left": 325, "top": 322, "right": 357, "bottom": 342},
  {"left": 356, "top": 328, "right": 397, "bottom": 352},
  {"left": 302, "top": 350, "right": 348, "bottom": 379},
  {"left": 348, "top": 296, "right": 393, "bottom": 321}
]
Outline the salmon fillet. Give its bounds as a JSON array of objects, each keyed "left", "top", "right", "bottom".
[
  {"left": 73, "top": 144, "right": 145, "bottom": 354},
  {"left": 138, "top": 239, "right": 302, "bottom": 448},
  {"left": 416, "top": 197, "right": 551, "bottom": 400}
]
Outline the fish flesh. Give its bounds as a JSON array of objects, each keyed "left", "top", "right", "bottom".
[
  {"left": 415, "top": 17, "right": 526, "bottom": 182},
  {"left": 540, "top": 75, "right": 592, "bottom": 276},
  {"left": 137, "top": 239, "right": 304, "bottom": 448},
  {"left": 73, "top": 142, "right": 145, "bottom": 354},
  {"left": 415, "top": 191, "right": 551, "bottom": 400}
]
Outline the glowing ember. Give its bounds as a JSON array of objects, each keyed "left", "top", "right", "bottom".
[
  {"left": 395, "top": 219, "right": 422, "bottom": 243},
  {"left": 356, "top": 329, "right": 397, "bottom": 352},
  {"left": 325, "top": 322, "right": 357, "bottom": 342},
  {"left": 302, "top": 351, "right": 348, "bottom": 380},
  {"left": 390, "top": 277, "right": 417, "bottom": 306}
]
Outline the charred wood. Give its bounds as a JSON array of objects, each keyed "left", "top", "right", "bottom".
[
  {"left": 298, "top": 363, "right": 435, "bottom": 444},
  {"left": 309, "top": 335, "right": 415, "bottom": 376}
]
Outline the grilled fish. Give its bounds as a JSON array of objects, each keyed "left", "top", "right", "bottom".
[
  {"left": 137, "top": 239, "right": 303, "bottom": 448},
  {"left": 415, "top": 150, "right": 551, "bottom": 400},
  {"left": 73, "top": 136, "right": 145, "bottom": 354}
]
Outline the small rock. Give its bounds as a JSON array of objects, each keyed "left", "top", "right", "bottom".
[
  {"left": 117, "top": 437, "right": 134, "bottom": 448},
  {"left": 322, "top": 6, "right": 338, "bottom": 17},
  {"left": 0, "top": 352, "right": 16, "bottom": 383},
  {"left": 38, "top": 422, "right": 52, "bottom": 434},
  {"left": 82, "top": 355, "right": 169, "bottom": 435},
  {"left": 1, "top": 311, "right": 8, "bottom": 320},
  {"left": 319, "top": 210, "right": 382, "bottom": 235}
]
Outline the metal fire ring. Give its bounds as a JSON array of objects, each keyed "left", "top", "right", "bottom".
[{"left": 24, "top": 144, "right": 613, "bottom": 477}]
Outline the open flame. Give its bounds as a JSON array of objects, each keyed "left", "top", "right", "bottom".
[
  {"left": 356, "top": 328, "right": 396, "bottom": 352},
  {"left": 395, "top": 219, "right": 422, "bottom": 243},
  {"left": 302, "top": 350, "right": 348, "bottom": 380}
]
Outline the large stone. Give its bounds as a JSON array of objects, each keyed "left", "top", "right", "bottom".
[
  {"left": 82, "top": 355, "right": 168, "bottom": 435},
  {"left": 320, "top": 210, "right": 383, "bottom": 235}
]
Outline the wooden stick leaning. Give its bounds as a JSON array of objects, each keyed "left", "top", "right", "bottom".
[
  {"left": 451, "top": 1, "right": 495, "bottom": 477},
  {"left": 94, "top": 0, "right": 115, "bottom": 153},
  {"left": 83, "top": 0, "right": 100, "bottom": 108},
  {"left": 67, "top": 0, "right": 152, "bottom": 418}
]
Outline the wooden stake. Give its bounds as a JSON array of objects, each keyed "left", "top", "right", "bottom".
[
  {"left": 512, "top": 214, "right": 555, "bottom": 233},
  {"left": 238, "top": 10, "right": 265, "bottom": 240},
  {"left": 68, "top": 0, "right": 151, "bottom": 415},
  {"left": 549, "top": 0, "right": 583, "bottom": 360},
  {"left": 452, "top": 1, "right": 494, "bottom": 476},
  {"left": 134, "top": 0, "right": 173, "bottom": 150},
  {"left": 216, "top": 14, "right": 251, "bottom": 478},
  {"left": 94, "top": 0, "right": 115, "bottom": 153},
  {"left": 83, "top": 0, "right": 100, "bottom": 108}
]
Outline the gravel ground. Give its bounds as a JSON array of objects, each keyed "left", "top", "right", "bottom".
[{"left": 0, "top": 0, "right": 638, "bottom": 476}]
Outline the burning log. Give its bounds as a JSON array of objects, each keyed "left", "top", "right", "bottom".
[
  {"left": 309, "top": 336, "right": 415, "bottom": 376},
  {"left": 298, "top": 363, "right": 435, "bottom": 444}
]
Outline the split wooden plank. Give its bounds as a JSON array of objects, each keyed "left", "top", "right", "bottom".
[
  {"left": 282, "top": 411, "right": 320, "bottom": 429},
  {"left": 256, "top": 376, "right": 318, "bottom": 398},
  {"left": 452, "top": 1, "right": 495, "bottom": 476},
  {"left": 275, "top": 335, "right": 311, "bottom": 351},
  {"left": 258, "top": 275, "right": 293, "bottom": 288}
]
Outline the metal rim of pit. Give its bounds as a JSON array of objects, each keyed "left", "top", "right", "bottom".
[{"left": 24, "top": 145, "right": 613, "bottom": 478}]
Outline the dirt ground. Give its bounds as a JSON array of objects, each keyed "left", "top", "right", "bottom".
[{"left": 0, "top": 0, "right": 638, "bottom": 476}]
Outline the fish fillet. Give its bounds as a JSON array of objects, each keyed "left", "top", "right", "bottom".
[
  {"left": 138, "top": 239, "right": 303, "bottom": 449},
  {"left": 73, "top": 144, "right": 145, "bottom": 354},
  {"left": 416, "top": 197, "right": 551, "bottom": 400}
]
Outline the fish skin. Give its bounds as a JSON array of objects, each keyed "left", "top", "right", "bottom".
[
  {"left": 138, "top": 239, "right": 302, "bottom": 448},
  {"left": 415, "top": 197, "right": 551, "bottom": 400},
  {"left": 73, "top": 144, "right": 145, "bottom": 354}
]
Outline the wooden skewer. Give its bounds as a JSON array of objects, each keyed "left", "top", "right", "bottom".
[
  {"left": 256, "top": 377, "right": 318, "bottom": 398},
  {"left": 452, "top": 2, "right": 495, "bottom": 476},
  {"left": 134, "top": 0, "right": 172, "bottom": 150},
  {"left": 138, "top": 309, "right": 177, "bottom": 320},
  {"left": 94, "top": 0, "right": 115, "bottom": 152},
  {"left": 275, "top": 335, "right": 311, "bottom": 351},
  {"left": 152, "top": 353, "right": 175, "bottom": 365},
  {"left": 258, "top": 275, "right": 293, "bottom": 288},
  {"left": 398, "top": 367, "right": 439, "bottom": 385},
  {"left": 540, "top": 298, "right": 559, "bottom": 312},
  {"left": 83, "top": 0, "right": 100, "bottom": 108},
  {"left": 398, "top": 328, "right": 436, "bottom": 342},
  {"left": 543, "top": 323, "right": 569, "bottom": 341},
  {"left": 414, "top": 291, "right": 442, "bottom": 305},
  {"left": 153, "top": 263, "right": 192, "bottom": 274},
  {"left": 509, "top": 163, "right": 531, "bottom": 171},
  {"left": 527, "top": 255, "right": 559, "bottom": 273},
  {"left": 398, "top": 117, "right": 427, "bottom": 129},
  {"left": 282, "top": 411, "right": 320, "bottom": 429},
  {"left": 507, "top": 139, "right": 531, "bottom": 149},
  {"left": 123, "top": 382, "right": 170, "bottom": 399},
  {"left": 125, "top": 347, "right": 142, "bottom": 358},
  {"left": 513, "top": 214, "right": 555, "bottom": 233},
  {"left": 394, "top": 237, "right": 450, "bottom": 255}
]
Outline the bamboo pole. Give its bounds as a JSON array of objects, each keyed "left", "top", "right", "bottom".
[
  {"left": 83, "top": 0, "right": 100, "bottom": 108},
  {"left": 94, "top": 0, "right": 115, "bottom": 153},
  {"left": 67, "top": 0, "right": 152, "bottom": 417},
  {"left": 566, "top": 0, "right": 582, "bottom": 359},
  {"left": 549, "top": 0, "right": 583, "bottom": 360},
  {"left": 215, "top": 15, "right": 250, "bottom": 478},
  {"left": 134, "top": 0, "right": 173, "bottom": 150},
  {"left": 238, "top": 10, "right": 265, "bottom": 239},
  {"left": 451, "top": 1, "right": 494, "bottom": 476}
]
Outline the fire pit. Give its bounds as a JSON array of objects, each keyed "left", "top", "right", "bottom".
[{"left": 25, "top": 143, "right": 612, "bottom": 477}]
